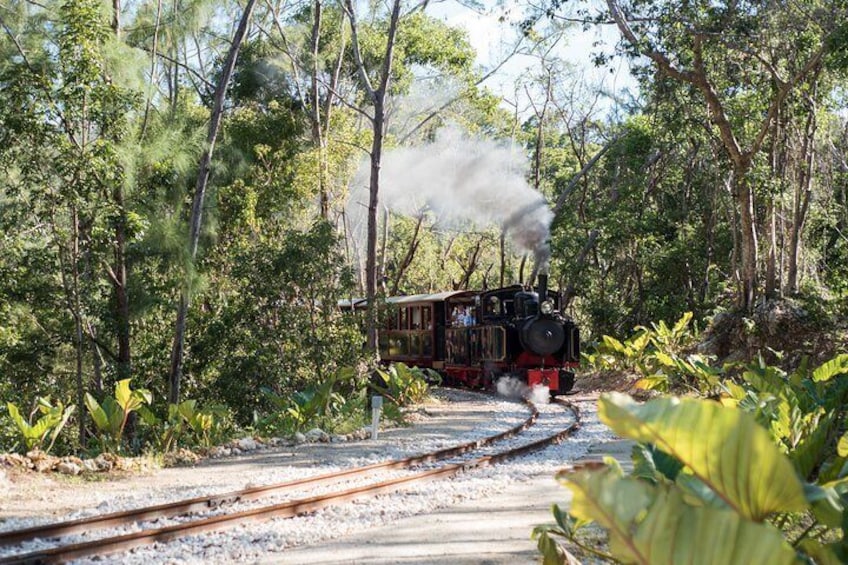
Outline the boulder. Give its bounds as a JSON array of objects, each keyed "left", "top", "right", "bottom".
[
  {"left": 237, "top": 437, "right": 258, "bottom": 451},
  {"left": 304, "top": 428, "right": 330, "bottom": 443},
  {"left": 293, "top": 432, "right": 307, "bottom": 444},
  {"left": 56, "top": 461, "right": 82, "bottom": 476}
]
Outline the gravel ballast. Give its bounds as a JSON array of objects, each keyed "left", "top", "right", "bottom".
[{"left": 1, "top": 388, "right": 619, "bottom": 564}]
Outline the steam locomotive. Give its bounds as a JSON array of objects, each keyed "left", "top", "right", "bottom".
[{"left": 342, "top": 274, "right": 580, "bottom": 395}]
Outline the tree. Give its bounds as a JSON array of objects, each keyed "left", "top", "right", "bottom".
[
  {"left": 604, "top": 0, "right": 845, "bottom": 310},
  {"left": 342, "top": 0, "right": 402, "bottom": 353},
  {"left": 168, "top": 0, "right": 258, "bottom": 404}
]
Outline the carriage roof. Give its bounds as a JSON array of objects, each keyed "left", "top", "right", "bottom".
[{"left": 338, "top": 290, "right": 478, "bottom": 310}]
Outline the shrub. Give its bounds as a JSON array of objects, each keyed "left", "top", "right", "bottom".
[
  {"left": 4, "top": 397, "right": 75, "bottom": 454},
  {"left": 84, "top": 378, "right": 152, "bottom": 453}
]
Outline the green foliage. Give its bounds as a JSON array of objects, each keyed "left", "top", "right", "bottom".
[
  {"left": 259, "top": 366, "right": 363, "bottom": 435},
  {"left": 5, "top": 397, "right": 75, "bottom": 454},
  {"left": 84, "top": 379, "right": 152, "bottom": 452},
  {"left": 721, "top": 354, "right": 848, "bottom": 480},
  {"left": 189, "top": 222, "right": 363, "bottom": 424},
  {"left": 371, "top": 363, "right": 439, "bottom": 408},
  {"left": 538, "top": 393, "right": 848, "bottom": 564},
  {"left": 139, "top": 399, "right": 231, "bottom": 451},
  {"left": 582, "top": 312, "right": 719, "bottom": 393}
]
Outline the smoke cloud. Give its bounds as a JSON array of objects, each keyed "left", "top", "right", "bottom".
[
  {"left": 495, "top": 375, "right": 550, "bottom": 405},
  {"left": 346, "top": 126, "right": 553, "bottom": 272}
]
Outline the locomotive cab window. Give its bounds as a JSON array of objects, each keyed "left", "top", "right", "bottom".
[{"left": 486, "top": 296, "right": 501, "bottom": 316}]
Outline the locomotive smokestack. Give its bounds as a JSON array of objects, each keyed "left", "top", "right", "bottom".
[{"left": 538, "top": 273, "right": 548, "bottom": 301}]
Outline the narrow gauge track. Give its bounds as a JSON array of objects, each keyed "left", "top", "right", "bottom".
[{"left": 1, "top": 397, "right": 580, "bottom": 565}]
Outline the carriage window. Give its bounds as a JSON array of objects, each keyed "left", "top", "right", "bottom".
[
  {"left": 411, "top": 306, "right": 422, "bottom": 329},
  {"left": 399, "top": 308, "right": 408, "bottom": 330},
  {"left": 487, "top": 296, "right": 501, "bottom": 316}
]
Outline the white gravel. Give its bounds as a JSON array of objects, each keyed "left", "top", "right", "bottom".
[{"left": 0, "top": 388, "right": 615, "bottom": 564}]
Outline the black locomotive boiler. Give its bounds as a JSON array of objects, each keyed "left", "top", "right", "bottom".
[{"left": 342, "top": 274, "right": 580, "bottom": 395}]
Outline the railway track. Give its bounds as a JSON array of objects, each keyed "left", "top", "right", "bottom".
[{"left": 0, "top": 396, "right": 580, "bottom": 564}]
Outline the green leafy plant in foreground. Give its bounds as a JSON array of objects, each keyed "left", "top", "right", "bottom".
[
  {"left": 722, "top": 354, "right": 848, "bottom": 481},
  {"left": 260, "top": 366, "right": 362, "bottom": 434},
  {"left": 5, "top": 397, "right": 75, "bottom": 454},
  {"left": 582, "top": 312, "right": 713, "bottom": 394},
  {"left": 534, "top": 393, "right": 848, "bottom": 564},
  {"left": 84, "top": 379, "right": 152, "bottom": 452},
  {"left": 370, "top": 363, "right": 440, "bottom": 407},
  {"left": 139, "top": 399, "right": 231, "bottom": 451}
]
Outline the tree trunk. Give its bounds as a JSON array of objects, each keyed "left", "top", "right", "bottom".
[
  {"left": 310, "top": 0, "right": 328, "bottom": 219},
  {"left": 765, "top": 198, "right": 778, "bottom": 299},
  {"left": 562, "top": 229, "right": 599, "bottom": 310},
  {"left": 364, "top": 103, "right": 383, "bottom": 350},
  {"left": 787, "top": 94, "right": 817, "bottom": 294},
  {"left": 168, "top": 0, "right": 257, "bottom": 404},
  {"left": 344, "top": 0, "right": 402, "bottom": 354},
  {"left": 390, "top": 213, "right": 424, "bottom": 295},
  {"left": 736, "top": 173, "right": 759, "bottom": 310}
]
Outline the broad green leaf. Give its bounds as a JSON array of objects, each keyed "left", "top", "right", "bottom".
[
  {"left": 631, "top": 443, "right": 683, "bottom": 483},
  {"left": 652, "top": 351, "right": 675, "bottom": 367},
  {"left": 137, "top": 405, "right": 160, "bottom": 426},
  {"left": 675, "top": 472, "right": 731, "bottom": 510},
  {"left": 634, "top": 375, "right": 669, "bottom": 392},
  {"left": 839, "top": 431, "right": 848, "bottom": 457},
  {"left": 601, "top": 335, "right": 626, "bottom": 355},
  {"left": 556, "top": 464, "right": 655, "bottom": 559},
  {"left": 798, "top": 539, "right": 843, "bottom": 565},
  {"left": 812, "top": 354, "right": 848, "bottom": 382},
  {"left": 629, "top": 331, "right": 651, "bottom": 353},
  {"left": 804, "top": 483, "right": 844, "bottom": 527},
  {"left": 599, "top": 393, "right": 807, "bottom": 520},
  {"left": 558, "top": 467, "right": 797, "bottom": 564},
  {"left": 84, "top": 393, "right": 110, "bottom": 431},
  {"left": 115, "top": 378, "right": 133, "bottom": 409},
  {"left": 178, "top": 399, "right": 198, "bottom": 420},
  {"left": 672, "top": 311, "right": 694, "bottom": 336},
  {"left": 46, "top": 405, "right": 75, "bottom": 453},
  {"left": 634, "top": 489, "right": 797, "bottom": 565},
  {"left": 6, "top": 403, "right": 30, "bottom": 435}
]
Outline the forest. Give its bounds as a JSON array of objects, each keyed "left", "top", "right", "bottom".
[{"left": 1, "top": 0, "right": 848, "bottom": 464}]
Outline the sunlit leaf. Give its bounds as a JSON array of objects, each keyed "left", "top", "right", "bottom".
[{"left": 599, "top": 393, "right": 807, "bottom": 520}]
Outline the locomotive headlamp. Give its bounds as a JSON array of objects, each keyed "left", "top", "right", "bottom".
[{"left": 540, "top": 300, "right": 554, "bottom": 315}]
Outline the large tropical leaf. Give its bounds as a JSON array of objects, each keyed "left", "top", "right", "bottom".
[
  {"left": 839, "top": 431, "right": 848, "bottom": 458},
  {"left": 598, "top": 393, "right": 807, "bottom": 520},
  {"left": 555, "top": 463, "right": 655, "bottom": 559},
  {"left": 84, "top": 393, "right": 110, "bottom": 432},
  {"left": 558, "top": 466, "right": 798, "bottom": 565},
  {"left": 812, "top": 354, "right": 848, "bottom": 383}
]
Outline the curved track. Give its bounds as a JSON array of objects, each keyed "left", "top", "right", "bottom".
[{"left": 0, "top": 397, "right": 580, "bottom": 564}]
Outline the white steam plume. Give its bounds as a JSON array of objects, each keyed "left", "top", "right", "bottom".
[
  {"left": 346, "top": 126, "right": 553, "bottom": 273},
  {"left": 495, "top": 376, "right": 550, "bottom": 405}
]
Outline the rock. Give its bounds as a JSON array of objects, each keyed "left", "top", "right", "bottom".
[
  {"left": 82, "top": 459, "right": 99, "bottom": 472},
  {"left": 35, "top": 458, "right": 55, "bottom": 473},
  {"left": 330, "top": 435, "right": 346, "bottom": 443},
  {"left": 231, "top": 448, "right": 242, "bottom": 456},
  {"left": 56, "top": 461, "right": 82, "bottom": 476},
  {"left": 163, "top": 448, "right": 200, "bottom": 467},
  {"left": 93, "top": 454, "right": 114, "bottom": 471},
  {"left": 237, "top": 437, "right": 257, "bottom": 451},
  {"left": 293, "top": 432, "right": 306, "bottom": 444},
  {"left": 304, "top": 428, "right": 330, "bottom": 443}
]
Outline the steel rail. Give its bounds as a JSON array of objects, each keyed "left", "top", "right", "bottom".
[
  {"left": 4, "top": 399, "right": 580, "bottom": 565},
  {"left": 0, "top": 395, "right": 538, "bottom": 552}
]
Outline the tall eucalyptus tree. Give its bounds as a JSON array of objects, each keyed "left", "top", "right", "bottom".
[{"left": 603, "top": 0, "right": 848, "bottom": 310}]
